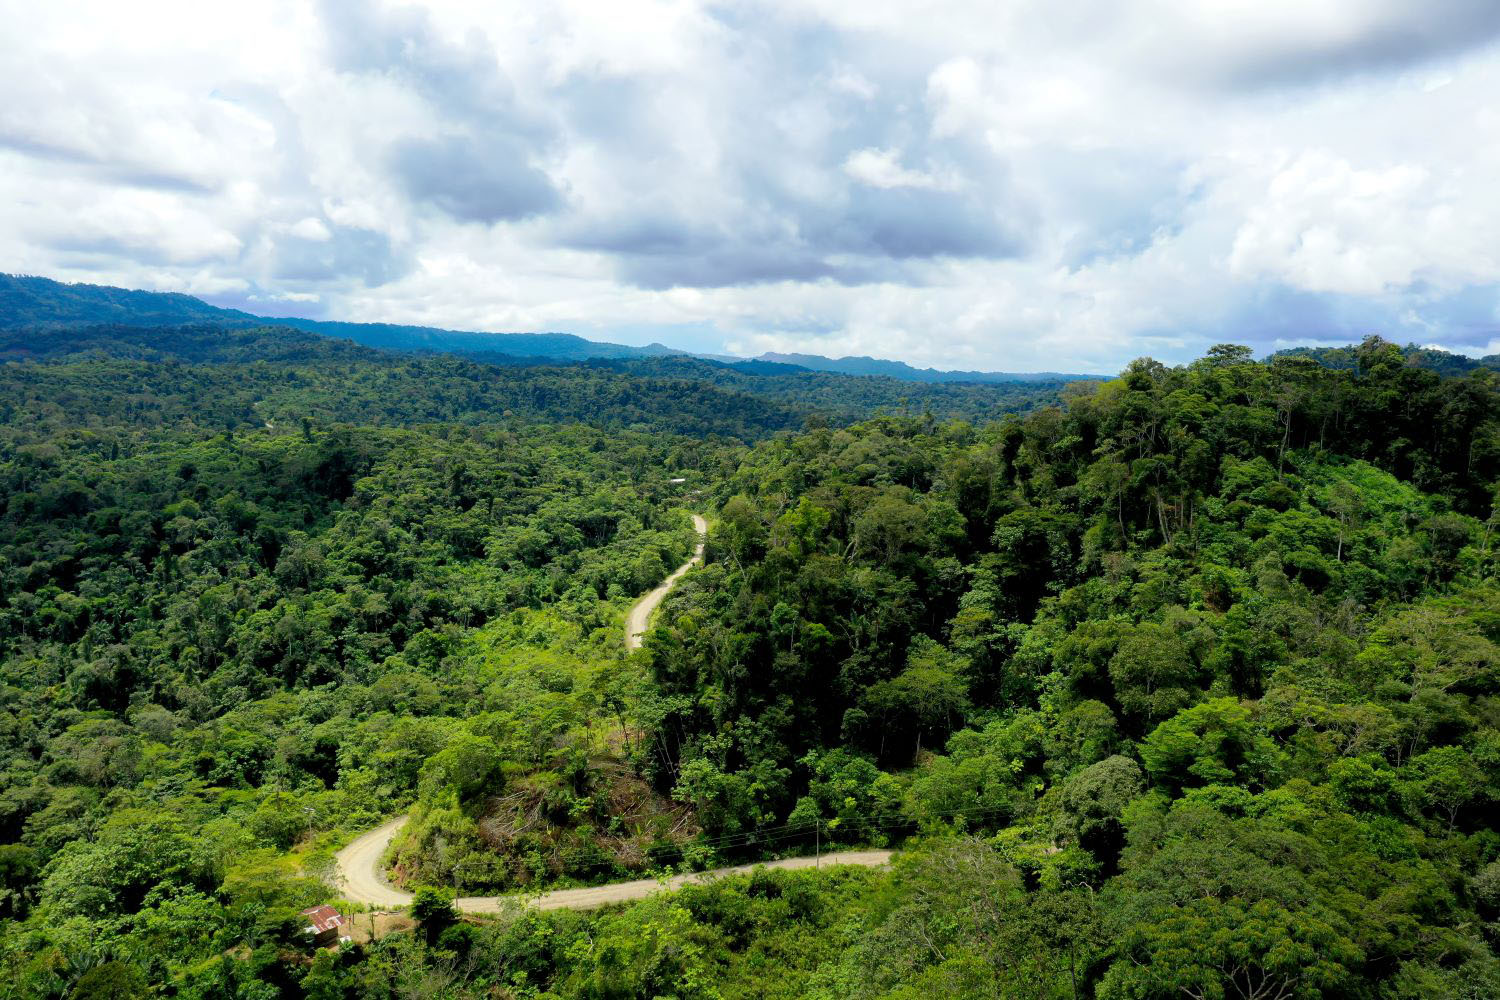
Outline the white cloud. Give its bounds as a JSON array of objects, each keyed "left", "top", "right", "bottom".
[
  {"left": 843, "top": 148, "right": 956, "bottom": 190},
  {"left": 3, "top": 0, "right": 1500, "bottom": 370},
  {"left": 1227, "top": 150, "right": 1499, "bottom": 296},
  {"left": 289, "top": 217, "right": 333, "bottom": 242},
  {"left": 827, "top": 65, "right": 878, "bottom": 100}
]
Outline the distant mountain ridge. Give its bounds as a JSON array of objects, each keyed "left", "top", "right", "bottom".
[
  {"left": 2, "top": 273, "right": 1099, "bottom": 380},
  {"left": 0, "top": 273, "right": 256, "bottom": 329},
  {"left": 270, "top": 318, "right": 691, "bottom": 362},
  {"left": 0, "top": 274, "right": 679, "bottom": 363},
  {"left": 754, "top": 351, "right": 1096, "bottom": 383}
]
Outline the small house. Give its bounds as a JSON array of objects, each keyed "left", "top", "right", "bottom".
[{"left": 301, "top": 905, "right": 346, "bottom": 947}]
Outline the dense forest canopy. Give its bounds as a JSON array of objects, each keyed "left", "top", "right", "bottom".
[
  {"left": 0, "top": 322, "right": 1069, "bottom": 434},
  {"left": 1273, "top": 341, "right": 1500, "bottom": 379},
  {"left": 1, "top": 329, "right": 1498, "bottom": 998}
]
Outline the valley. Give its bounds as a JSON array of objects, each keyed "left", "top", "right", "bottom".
[{"left": 1, "top": 309, "right": 1498, "bottom": 998}]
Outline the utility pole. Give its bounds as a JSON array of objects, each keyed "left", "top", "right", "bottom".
[{"left": 815, "top": 818, "right": 820, "bottom": 869}]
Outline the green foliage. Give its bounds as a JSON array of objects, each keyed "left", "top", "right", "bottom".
[
  {"left": 823, "top": 839, "right": 1068, "bottom": 997},
  {"left": 409, "top": 887, "right": 457, "bottom": 946},
  {"left": 40, "top": 810, "right": 212, "bottom": 919},
  {"left": 4, "top": 334, "right": 1500, "bottom": 997},
  {"left": 1139, "top": 698, "right": 1278, "bottom": 792},
  {"left": 66, "top": 961, "right": 149, "bottom": 1000},
  {"left": 1056, "top": 755, "right": 1143, "bottom": 861},
  {"left": 418, "top": 733, "right": 504, "bottom": 804},
  {"left": 0, "top": 844, "right": 38, "bottom": 919}
]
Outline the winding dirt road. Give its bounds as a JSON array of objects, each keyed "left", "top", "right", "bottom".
[
  {"left": 334, "top": 816, "right": 413, "bottom": 908},
  {"left": 625, "top": 514, "right": 707, "bottom": 650},
  {"left": 336, "top": 515, "right": 894, "bottom": 917},
  {"left": 335, "top": 810, "right": 890, "bottom": 910},
  {"left": 333, "top": 512, "right": 894, "bottom": 912}
]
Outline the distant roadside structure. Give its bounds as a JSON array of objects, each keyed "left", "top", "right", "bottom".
[
  {"left": 668, "top": 477, "right": 687, "bottom": 484},
  {"left": 301, "top": 905, "right": 347, "bottom": 947}
]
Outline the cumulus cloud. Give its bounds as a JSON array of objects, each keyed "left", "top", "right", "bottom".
[
  {"left": 1, "top": 0, "right": 1500, "bottom": 371},
  {"left": 1227, "top": 151, "right": 1498, "bottom": 296},
  {"left": 390, "top": 134, "right": 561, "bottom": 223},
  {"left": 844, "top": 148, "right": 956, "bottom": 190},
  {"left": 1144, "top": 0, "right": 1500, "bottom": 90}
]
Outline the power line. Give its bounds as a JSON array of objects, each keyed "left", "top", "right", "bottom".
[
  {"left": 632, "top": 798, "right": 1022, "bottom": 860},
  {"left": 437, "top": 799, "right": 1024, "bottom": 893}
]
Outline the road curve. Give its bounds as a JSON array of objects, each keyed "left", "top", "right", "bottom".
[
  {"left": 335, "top": 827, "right": 891, "bottom": 912},
  {"left": 332, "top": 516, "right": 893, "bottom": 913},
  {"left": 334, "top": 816, "right": 413, "bottom": 908},
  {"left": 342, "top": 513, "right": 862, "bottom": 913},
  {"left": 625, "top": 513, "right": 707, "bottom": 650}
]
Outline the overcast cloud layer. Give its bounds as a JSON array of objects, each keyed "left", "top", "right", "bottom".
[{"left": 3, "top": 1, "right": 1500, "bottom": 371}]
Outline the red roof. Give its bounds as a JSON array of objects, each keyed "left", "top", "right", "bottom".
[{"left": 300, "top": 905, "right": 345, "bottom": 934}]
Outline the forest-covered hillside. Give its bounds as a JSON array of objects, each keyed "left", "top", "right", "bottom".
[
  {"left": 755, "top": 350, "right": 1092, "bottom": 382},
  {"left": 0, "top": 275, "right": 665, "bottom": 362},
  {"left": 0, "top": 322, "right": 1067, "bottom": 434},
  {"left": 1275, "top": 341, "right": 1500, "bottom": 378},
  {"left": 0, "top": 274, "right": 255, "bottom": 331},
  {"left": 1, "top": 274, "right": 1097, "bottom": 384},
  {"left": 0, "top": 347, "right": 803, "bottom": 443},
  {"left": 2, "top": 335, "right": 1499, "bottom": 998}
]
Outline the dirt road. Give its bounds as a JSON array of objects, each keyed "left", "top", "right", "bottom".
[
  {"left": 458, "top": 850, "right": 893, "bottom": 912},
  {"left": 335, "top": 823, "right": 891, "bottom": 912},
  {"left": 334, "top": 816, "right": 413, "bottom": 908},
  {"left": 332, "top": 513, "right": 894, "bottom": 913},
  {"left": 625, "top": 513, "right": 707, "bottom": 650}
]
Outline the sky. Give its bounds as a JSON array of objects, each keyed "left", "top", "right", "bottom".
[{"left": 3, "top": 1, "right": 1500, "bottom": 373}]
